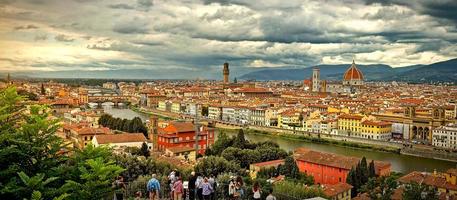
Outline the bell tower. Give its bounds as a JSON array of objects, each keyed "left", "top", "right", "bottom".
[{"left": 223, "top": 62, "right": 229, "bottom": 84}]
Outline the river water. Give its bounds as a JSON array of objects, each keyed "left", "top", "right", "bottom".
[{"left": 105, "top": 108, "right": 456, "bottom": 174}]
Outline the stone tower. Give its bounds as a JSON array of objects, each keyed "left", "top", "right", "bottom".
[
  {"left": 223, "top": 62, "right": 229, "bottom": 84},
  {"left": 312, "top": 67, "right": 320, "bottom": 92},
  {"left": 149, "top": 116, "right": 159, "bottom": 151}
]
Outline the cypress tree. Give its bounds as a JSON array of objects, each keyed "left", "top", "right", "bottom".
[
  {"left": 369, "top": 160, "right": 376, "bottom": 178},
  {"left": 40, "top": 83, "right": 45, "bottom": 95},
  {"left": 360, "top": 157, "right": 369, "bottom": 183}
]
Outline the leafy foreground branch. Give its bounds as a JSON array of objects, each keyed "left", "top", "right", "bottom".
[{"left": 0, "top": 87, "right": 125, "bottom": 200}]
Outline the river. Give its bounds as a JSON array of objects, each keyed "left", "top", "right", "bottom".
[{"left": 105, "top": 108, "right": 456, "bottom": 174}]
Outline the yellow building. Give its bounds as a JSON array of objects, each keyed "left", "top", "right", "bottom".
[
  {"left": 328, "top": 106, "right": 349, "bottom": 114},
  {"left": 338, "top": 114, "right": 364, "bottom": 133},
  {"left": 445, "top": 168, "right": 457, "bottom": 185},
  {"left": 338, "top": 114, "right": 392, "bottom": 140},
  {"left": 360, "top": 120, "right": 392, "bottom": 140},
  {"left": 278, "top": 110, "right": 302, "bottom": 129}
]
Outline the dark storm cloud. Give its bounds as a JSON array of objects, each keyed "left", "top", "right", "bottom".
[
  {"left": 108, "top": 3, "right": 135, "bottom": 10},
  {"left": 137, "top": 0, "right": 153, "bottom": 11},
  {"left": 54, "top": 34, "right": 75, "bottom": 42},
  {"left": 112, "top": 17, "right": 149, "bottom": 34},
  {"left": 202, "top": 0, "right": 247, "bottom": 6},
  {"left": 364, "top": 0, "right": 457, "bottom": 24},
  {"left": 14, "top": 24, "right": 39, "bottom": 30},
  {"left": 34, "top": 34, "right": 47, "bottom": 41}
]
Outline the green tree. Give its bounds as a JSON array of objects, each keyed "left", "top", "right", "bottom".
[
  {"left": 368, "top": 160, "right": 376, "bottom": 178},
  {"left": 279, "top": 156, "right": 300, "bottom": 179},
  {"left": 403, "top": 182, "right": 438, "bottom": 200},
  {"left": 140, "top": 142, "right": 150, "bottom": 158},
  {"left": 233, "top": 129, "right": 247, "bottom": 148},
  {"left": 273, "top": 181, "right": 326, "bottom": 199},
  {"left": 194, "top": 156, "right": 240, "bottom": 176},
  {"left": 40, "top": 84, "right": 45, "bottom": 95},
  {"left": 201, "top": 106, "right": 209, "bottom": 117},
  {"left": 0, "top": 87, "right": 67, "bottom": 199},
  {"left": 207, "top": 131, "right": 233, "bottom": 155},
  {"left": 62, "top": 158, "right": 125, "bottom": 199},
  {"left": 360, "top": 157, "right": 369, "bottom": 183},
  {"left": 17, "top": 172, "right": 68, "bottom": 200}
]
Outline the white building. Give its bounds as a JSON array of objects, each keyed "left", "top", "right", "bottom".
[
  {"left": 433, "top": 124, "right": 457, "bottom": 149},
  {"left": 234, "top": 107, "right": 251, "bottom": 125},
  {"left": 222, "top": 107, "right": 235, "bottom": 123},
  {"left": 92, "top": 133, "right": 149, "bottom": 151},
  {"left": 208, "top": 105, "right": 222, "bottom": 120}
]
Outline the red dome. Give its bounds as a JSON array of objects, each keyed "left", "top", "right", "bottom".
[{"left": 343, "top": 60, "right": 363, "bottom": 81}]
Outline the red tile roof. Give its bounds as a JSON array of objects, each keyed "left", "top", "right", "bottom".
[
  {"left": 323, "top": 182, "right": 353, "bottom": 197},
  {"left": 251, "top": 159, "right": 284, "bottom": 167},
  {"left": 294, "top": 148, "right": 359, "bottom": 170},
  {"left": 94, "top": 133, "right": 146, "bottom": 144},
  {"left": 398, "top": 171, "right": 457, "bottom": 191}
]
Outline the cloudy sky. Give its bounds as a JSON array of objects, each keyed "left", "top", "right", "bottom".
[{"left": 0, "top": 0, "right": 456, "bottom": 79}]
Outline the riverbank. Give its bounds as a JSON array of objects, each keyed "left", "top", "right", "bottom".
[
  {"left": 130, "top": 106, "right": 176, "bottom": 120},
  {"left": 218, "top": 127, "right": 402, "bottom": 154}
]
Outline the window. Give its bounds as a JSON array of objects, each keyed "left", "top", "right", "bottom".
[{"left": 339, "top": 177, "right": 342, "bottom": 182}]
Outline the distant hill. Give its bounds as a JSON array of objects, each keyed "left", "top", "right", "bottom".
[
  {"left": 239, "top": 58, "right": 457, "bottom": 83},
  {"left": 388, "top": 59, "right": 457, "bottom": 82},
  {"left": 239, "top": 64, "right": 422, "bottom": 81}
]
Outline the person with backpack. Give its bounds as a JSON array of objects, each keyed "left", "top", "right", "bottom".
[{"left": 147, "top": 174, "right": 160, "bottom": 200}]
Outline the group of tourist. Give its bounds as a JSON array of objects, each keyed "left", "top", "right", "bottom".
[{"left": 115, "top": 171, "right": 277, "bottom": 200}]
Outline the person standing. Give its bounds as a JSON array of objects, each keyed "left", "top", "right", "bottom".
[
  {"left": 173, "top": 176, "right": 184, "bottom": 200},
  {"left": 208, "top": 174, "right": 216, "bottom": 200},
  {"left": 147, "top": 174, "right": 160, "bottom": 200},
  {"left": 252, "top": 182, "right": 261, "bottom": 200},
  {"left": 113, "top": 176, "right": 126, "bottom": 200},
  {"left": 201, "top": 177, "right": 213, "bottom": 200},
  {"left": 168, "top": 170, "right": 177, "bottom": 199},
  {"left": 234, "top": 176, "right": 244, "bottom": 199},
  {"left": 266, "top": 188, "right": 276, "bottom": 200},
  {"left": 188, "top": 172, "right": 197, "bottom": 200},
  {"left": 228, "top": 178, "right": 236, "bottom": 199},
  {"left": 195, "top": 173, "right": 204, "bottom": 200}
]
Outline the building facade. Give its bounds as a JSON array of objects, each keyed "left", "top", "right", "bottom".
[{"left": 432, "top": 124, "right": 457, "bottom": 149}]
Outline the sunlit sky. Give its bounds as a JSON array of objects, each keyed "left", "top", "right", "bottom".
[{"left": 0, "top": 0, "right": 456, "bottom": 77}]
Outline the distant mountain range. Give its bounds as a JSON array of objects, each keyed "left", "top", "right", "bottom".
[
  {"left": 1, "top": 58, "right": 456, "bottom": 83},
  {"left": 240, "top": 58, "right": 457, "bottom": 82}
]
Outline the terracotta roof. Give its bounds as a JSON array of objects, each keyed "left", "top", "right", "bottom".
[
  {"left": 338, "top": 114, "right": 363, "bottom": 120},
  {"left": 166, "top": 122, "right": 195, "bottom": 133},
  {"left": 251, "top": 159, "right": 284, "bottom": 167},
  {"left": 398, "top": 171, "right": 457, "bottom": 191},
  {"left": 343, "top": 61, "right": 363, "bottom": 81},
  {"left": 447, "top": 168, "right": 457, "bottom": 176},
  {"left": 77, "top": 127, "right": 111, "bottom": 135},
  {"left": 294, "top": 148, "right": 390, "bottom": 173},
  {"left": 294, "top": 148, "right": 359, "bottom": 170},
  {"left": 166, "top": 146, "right": 195, "bottom": 153},
  {"left": 323, "top": 182, "right": 353, "bottom": 197},
  {"left": 361, "top": 120, "right": 391, "bottom": 126},
  {"left": 94, "top": 133, "right": 146, "bottom": 144}
]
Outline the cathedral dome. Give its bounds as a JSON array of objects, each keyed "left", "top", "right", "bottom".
[{"left": 343, "top": 60, "right": 364, "bottom": 81}]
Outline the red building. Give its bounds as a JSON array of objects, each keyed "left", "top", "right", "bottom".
[
  {"left": 294, "top": 148, "right": 391, "bottom": 185},
  {"left": 157, "top": 122, "right": 214, "bottom": 155}
]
